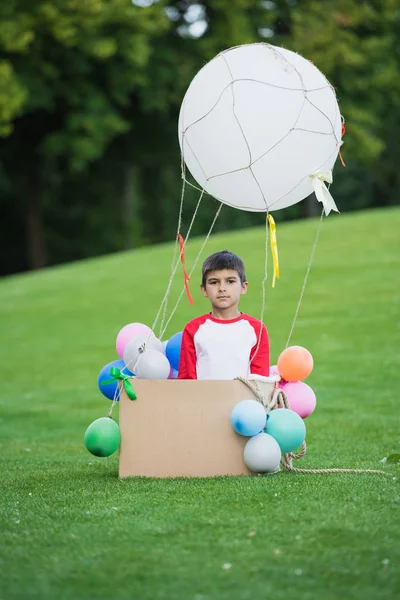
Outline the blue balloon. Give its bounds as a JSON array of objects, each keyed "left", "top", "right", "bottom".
[
  {"left": 230, "top": 400, "right": 266, "bottom": 437},
  {"left": 97, "top": 359, "right": 133, "bottom": 401},
  {"left": 166, "top": 331, "right": 183, "bottom": 371},
  {"left": 265, "top": 408, "right": 306, "bottom": 453}
]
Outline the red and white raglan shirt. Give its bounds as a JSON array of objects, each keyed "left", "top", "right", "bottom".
[{"left": 178, "top": 313, "right": 270, "bottom": 380}]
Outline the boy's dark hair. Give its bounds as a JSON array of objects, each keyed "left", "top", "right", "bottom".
[{"left": 201, "top": 250, "right": 246, "bottom": 287}]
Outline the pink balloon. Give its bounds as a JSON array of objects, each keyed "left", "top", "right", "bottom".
[
  {"left": 168, "top": 366, "right": 178, "bottom": 379},
  {"left": 116, "top": 323, "right": 153, "bottom": 358},
  {"left": 283, "top": 381, "right": 316, "bottom": 419}
]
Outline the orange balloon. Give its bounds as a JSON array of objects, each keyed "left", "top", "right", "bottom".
[{"left": 277, "top": 346, "right": 313, "bottom": 382}]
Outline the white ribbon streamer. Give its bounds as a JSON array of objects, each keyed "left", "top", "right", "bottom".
[{"left": 310, "top": 170, "right": 340, "bottom": 216}]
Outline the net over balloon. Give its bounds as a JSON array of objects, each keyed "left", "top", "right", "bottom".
[{"left": 178, "top": 43, "right": 342, "bottom": 214}]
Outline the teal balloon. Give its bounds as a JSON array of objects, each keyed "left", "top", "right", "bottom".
[
  {"left": 84, "top": 417, "right": 121, "bottom": 457},
  {"left": 265, "top": 409, "right": 306, "bottom": 453}
]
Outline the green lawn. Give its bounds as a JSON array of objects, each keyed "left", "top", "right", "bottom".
[{"left": 0, "top": 207, "right": 399, "bottom": 600}]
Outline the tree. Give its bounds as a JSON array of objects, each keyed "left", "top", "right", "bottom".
[
  {"left": 1, "top": 0, "right": 399, "bottom": 276},
  {"left": 261, "top": 0, "right": 400, "bottom": 214},
  {"left": 0, "top": 0, "right": 169, "bottom": 272}
]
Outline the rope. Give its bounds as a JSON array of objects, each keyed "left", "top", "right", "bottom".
[
  {"left": 150, "top": 182, "right": 205, "bottom": 338},
  {"left": 160, "top": 202, "right": 223, "bottom": 339},
  {"left": 107, "top": 382, "right": 121, "bottom": 418},
  {"left": 280, "top": 458, "right": 386, "bottom": 475},
  {"left": 235, "top": 376, "right": 287, "bottom": 412},
  {"left": 285, "top": 208, "right": 324, "bottom": 348},
  {"left": 235, "top": 377, "right": 387, "bottom": 475},
  {"left": 248, "top": 217, "right": 269, "bottom": 375},
  {"left": 158, "top": 172, "right": 187, "bottom": 338}
]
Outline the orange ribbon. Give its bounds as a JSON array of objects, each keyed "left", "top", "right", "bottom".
[
  {"left": 177, "top": 234, "right": 194, "bottom": 305},
  {"left": 339, "top": 121, "right": 346, "bottom": 167}
]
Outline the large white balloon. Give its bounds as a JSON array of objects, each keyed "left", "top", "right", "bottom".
[
  {"left": 244, "top": 432, "right": 281, "bottom": 473},
  {"left": 179, "top": 43, "right": 342, "bottom": 213}
]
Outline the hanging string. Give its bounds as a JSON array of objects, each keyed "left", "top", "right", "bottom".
[
  {"left": 158, "top": 169, "right": 187, "bottom": 337},
  {"left": 150, "top": 183, "right": 206, "bottom": 338},
  {"left": 177, "top": 233, "right": 194, "bottom": 305},
  {"left": 285, "top": 208, "right": 324, "bottom": 349},
  {"left": 248, "top": 216, "right": 270, "bottom": 374},
  {"left": 108, "top": 383, "right": 121, "bottom": 418},
  {"left": 159, "top": 202, "right": 223, "bottom": 340}
]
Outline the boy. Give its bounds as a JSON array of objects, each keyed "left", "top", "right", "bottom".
[{"left": 178, "top": 250, "right": 270, "bottom": 380}]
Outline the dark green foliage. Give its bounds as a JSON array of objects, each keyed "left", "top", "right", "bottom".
[{"left": 0, "top": 1, "right": 399, "bottom": 275}]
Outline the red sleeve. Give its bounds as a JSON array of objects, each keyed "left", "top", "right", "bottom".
[
  {"left": 249, "top": 322, "right": 270, "bottom": 377},
  {"left": 178, "top": 325, "right": 197, "bottom": 379}
]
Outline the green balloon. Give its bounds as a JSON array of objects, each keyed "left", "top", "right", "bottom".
[{"left": 84, "top": 417, "right": 121, "bottom": 457}]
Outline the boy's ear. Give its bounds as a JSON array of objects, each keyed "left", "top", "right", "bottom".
[
  {"left": 200, "top": 284, "right": 208, "bottom": 298},
  {"left": 240, "top": 281, "right": 248, "bottom": 295}
]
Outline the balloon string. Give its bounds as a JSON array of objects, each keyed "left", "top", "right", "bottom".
[
  {"left": 177, "top": 233, "right": 194, "bottom": 305},
  {"left": 285, "top": 209, "right": 324, "bottom": 348},
  {"left": 159, "top": 202, "right": 223, "bottom": 340}
]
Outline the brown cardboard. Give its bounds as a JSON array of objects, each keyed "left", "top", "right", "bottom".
[{"left": 119, "top": 379, "right": 275, "bottom": 478}]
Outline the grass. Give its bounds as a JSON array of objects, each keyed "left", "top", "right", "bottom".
[{"left": 0, "top": 207, "right": 399, "bottom": 600}]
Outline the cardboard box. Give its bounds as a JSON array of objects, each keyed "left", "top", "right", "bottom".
[{"left": 119, "top": 379, "right": 275, "bottom": 478}]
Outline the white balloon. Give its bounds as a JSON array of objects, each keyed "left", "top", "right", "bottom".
[
  {"left": 161, "top": 340, "right": 169, "bottom": 355},
  {"left": 135, "top": 350, "right": 171, "bottom": 380},
  {"left": 179, "top": 43, "right": 342, "bottom": 212},
  {"left": 123, "top": 334, "right": 163, "bottom": 373},
  {"left": 244, "top": 432, "right": 281, "bottom": 473}
]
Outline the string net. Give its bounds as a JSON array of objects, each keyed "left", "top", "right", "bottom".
[{"left": 180, "top": 43, "right": 342, "bottom": 212}]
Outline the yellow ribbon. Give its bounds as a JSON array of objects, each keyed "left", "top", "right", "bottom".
[{"left": 267, "top": 213, "right": 280, "bottom": 288}]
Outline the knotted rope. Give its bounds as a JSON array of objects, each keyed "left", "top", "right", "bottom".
[{"left": 235, "top": 377, "right": 386, "bottom": 475}]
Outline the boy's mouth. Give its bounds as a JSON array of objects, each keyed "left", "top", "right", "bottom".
[{"left": 218, "top": 296, "right": 229, "bottom": 300}]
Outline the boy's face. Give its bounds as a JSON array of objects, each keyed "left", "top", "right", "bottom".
[{"left": 201, "top": 269, "right": 248, "bottom": 311}]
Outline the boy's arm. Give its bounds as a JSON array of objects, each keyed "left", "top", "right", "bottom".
[
  {"left": 249, "top": 323, "right": 270, "bottom": 377},
  {"left": 178, "top": 326, "right": 197, "bottom": 379}
]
